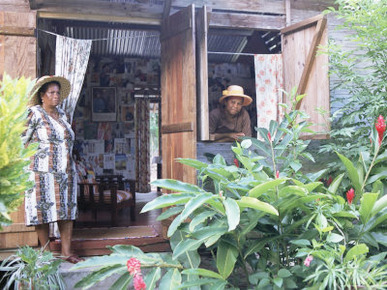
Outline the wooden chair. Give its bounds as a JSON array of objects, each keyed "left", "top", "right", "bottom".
[{"left": 78, "top": 175, "right": 136, "bottom": 226}]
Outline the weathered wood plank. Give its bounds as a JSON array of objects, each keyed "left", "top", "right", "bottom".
[
  {"left": 290, "top": 0, "right": 336, "bottom": 12},
  {"left": 0, "top": 26, "right": 35, "bottom": 36},
  {"left": 173, "top": 0, "right": 285, "bottom": 14},
  {"left": 210, "top": 12, "right": 285, "bottom": 30},
  {"left": 196, "top": 6, "right": 209, "bottom": 141},
  {"left": 161, "top": 122, "right": 194, "bottom": 134},
  {"left": 30, "top": 0, "right": 164, "bottom": 19},
  {"left": 281, "top": 14, "right": 323, "bottom": 34},
  {"left": 295, "top": 17, "right": 327, "bottom": 106}
]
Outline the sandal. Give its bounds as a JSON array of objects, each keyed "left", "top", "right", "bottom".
[{"left": 61, "top": 255, "right": 85, "bottom": 264}]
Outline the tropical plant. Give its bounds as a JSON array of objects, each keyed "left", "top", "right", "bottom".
[
  {"left": 320, "top": 0, "right": 387, "bottom": 168},
  {"left": 0, "top": 74, "right": 36, "bottom": 230},
  {"left": 0, "top": 245, "right": 65, "bottom": 290},
  {"left": 71, "top": 100, "right": 386, "bottom": 289}
]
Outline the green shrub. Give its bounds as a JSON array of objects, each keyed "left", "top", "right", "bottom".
[{"left": 0, "top": 74, "right": 36, "bottom": 230}]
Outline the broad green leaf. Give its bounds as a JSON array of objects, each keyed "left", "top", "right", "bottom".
[
  {"left": 248, "top": 178, "right": 287, "bottom": 198},
  {"left": 159, "top": 268, "right": 182, "bottom": 290},
  {"left": 365, "top": 210, "right": 387, "bottom": 232},
  {"left": 74, "top": 265, "right": 124, "bottom": 289},
  {"left": 332, "top": 211, "right": 358, "bottom": 219},
  {"left": 216, "top": 241, "right": 238, "bottom": 279},
  {"left": 359, "top": 192, "right": 379, "bottom": 224},
  {"left": 141, "top": 193, "right": 195, "bottom": 213},
  {"left": 170, "top": 230, "right": 201, "bottom": 268},
  {"left": 71, "top": 255, "right": 130, "bottom": 270},
  {"left": 144, "top": 267, "right": 161, "bottom": 290},
  {"left": 222, "top": 198, "right": 240, "bottom": 231},
  {"left": 289, "top": 239, "right": 311, "bottom": 247},
  {"left": 110, "top": 272, "right": 133, "bottom": 290},
  {"left": 156, "top": 206, "right": 184, "bottom": 221},
  {"left": 279, "top": 185, "right": 308, "bottom": 197},
  {"left": 189, "top": 211, "right": 216, "bottom": 232},
  {"left": 344, "top": 244, "right": 369, "bottom": 263},
  {"left": 151, "top": 179, "right": 204, "bottom": 193},
  {"left": 173, "top": 239, "right": 203, "bottom": 260},
  {"left": 182, "top": 268, "right": 225, "bottom": 280},
  {"left": 336, "top": 152, "right": 362, "bottom": 201},
  {"left": 371, "top": 194, "right": 387, "bottom": 213},
  {"left": 327, "top": 233, "right": 344, "bottom": 243},
  {"left": 278, "top": 269, "right": 292, "bottom": 278},
  {"left": 327, "top": 173, "right": 344, "bottom": 194},
  {"left": 180, "top": 193, "right": 214, "bottom": 222},
  {"left": 237, "top": 196, "right": 279, "bottom": 216},
  {"left": 179, "top": 278, "right": 219, "bottom": 288},
  {"left": 167, "top": 214, "right": 184, "bottom": 237},
  {"left": 273, "top": 277, "right": 283, "bottom": 288},
  {"left": 177, "top": 158, "right": 208, "bottom": 170}
]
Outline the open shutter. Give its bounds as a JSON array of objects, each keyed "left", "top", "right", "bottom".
[
  {"left": 0, "top": 10, "right": 38, "bottom": 249},
  {"left": 196, "top": 6, "right": 210, "bottom": 141},
  {"left": 160, "top": 5, "right": 197, "bottom": 185},
  {"left": 281, "top": 14, "right": 330, "bottom": 139}
]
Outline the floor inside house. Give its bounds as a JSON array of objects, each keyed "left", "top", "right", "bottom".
[{"left": 50, "top": 191, "right": 169, "bottom": 256}]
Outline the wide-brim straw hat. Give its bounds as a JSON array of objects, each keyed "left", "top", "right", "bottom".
[
  {"left": 28, "top": 75, "right": 71, "bottom": 106},
  {"left": 219, "top": 85, "right": 252, "bottom": 106}
]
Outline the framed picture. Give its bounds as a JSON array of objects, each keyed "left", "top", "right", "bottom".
[{"left": 92, "top": 87, "right": 117, "bottom": 121}]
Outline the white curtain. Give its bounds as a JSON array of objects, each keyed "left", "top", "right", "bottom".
[
  {"left": 56, "top": 35, "right": 92, "bottom": 123},
  {"left": 254, "top": 54, "right": 283, "bottom": 131},
  {"left": 51, "top": 35, "right": 91, "bottom": 238}
]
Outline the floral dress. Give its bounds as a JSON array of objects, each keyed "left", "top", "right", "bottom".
[{"left": 24, "top": 105, "right": 77, "bottom": 226}]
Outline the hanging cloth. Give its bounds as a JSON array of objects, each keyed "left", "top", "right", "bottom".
[
  {"left": 254, "top": 54, "right": 284, "bottom": 132},
  {"left": 135, "top": 97, "right": 151, "bottom": 193},
  {"left": 56, "top": 35, "right": 92, "bottom": 123}
]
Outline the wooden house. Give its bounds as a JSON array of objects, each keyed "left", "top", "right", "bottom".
[{"left": 0, "top": 0, "right": 339, "bottom": 256}]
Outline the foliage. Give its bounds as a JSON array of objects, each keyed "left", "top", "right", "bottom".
[
  {"left": 320, "top": 0, "right": 387, "bottom": 167},
  {"left": 72, "top": 100, "right": 387, "bottom": 289},
  {"left": 0, "top": 246, "right": 65, "bottom": 290},
  {"left": 0, "top": 74, "right": 37, "bottom": 230}
]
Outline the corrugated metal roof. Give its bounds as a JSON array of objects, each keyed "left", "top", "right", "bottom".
[{"left": 49, "top": 20, "right": 280, "bottom": 61}]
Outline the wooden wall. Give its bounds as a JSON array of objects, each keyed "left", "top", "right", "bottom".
[{"left": 0, "top": 0, "right": 38, "bottom": 250}]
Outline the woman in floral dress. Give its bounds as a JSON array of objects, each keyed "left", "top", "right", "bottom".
[{"left": 24, "top": 75, "right": 84, "bottom": 264}]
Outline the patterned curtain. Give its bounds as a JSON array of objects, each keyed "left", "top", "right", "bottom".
[
  {"left": 135, "top": 97, "right": 151, "bottom": 193},
  {"left": 254, "top": 54, "right": 284, "bottom": 132},
  {"left": 56, "top": 35, "right": 92, "bottom": 123}
]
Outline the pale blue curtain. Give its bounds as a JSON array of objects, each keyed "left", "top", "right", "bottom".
[{"left": 56, "top": 35, "right": 92, "bottom": 123}]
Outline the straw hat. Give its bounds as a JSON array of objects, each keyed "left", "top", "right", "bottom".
[
  {"left": 28, "top": 75, "right": 71, "bottom": 106},
  {"left": 219, "top": 85, "right": 252, "bottom": 106}
]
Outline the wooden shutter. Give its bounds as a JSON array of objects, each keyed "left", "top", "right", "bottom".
[
  {"left": 160, "top": 5, "right": 197, "bottom": 185},
  {"left": 281, "top": 14, "right": 330, "bottom": 139},
  {"left": 0, "top": 10, "right": 38, "bottom": 249}
]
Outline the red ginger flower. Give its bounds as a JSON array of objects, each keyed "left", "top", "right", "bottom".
[
  {"left": 133, "top": 274, "right": 146, "bottom": 290},
  {"left": 127, "top": 258, "right": 141, "bottom": 275},
  {"left": 276, "top": 171, "right": 279, "bottom": 179},
  {"left": 375, "top": 115, "right": 386, "bottom": 145},
  {"left": 233, "top": 158, "right": 239, "bottom": 167},
  {"left": 327, "top": 176, "right": 333, "bottom": 186},
  {"left": 346, "top": 188, "right": 355, "bottom": 205},
  {"left": 267, "top": 132, "right": 272, "bottom": 140}
]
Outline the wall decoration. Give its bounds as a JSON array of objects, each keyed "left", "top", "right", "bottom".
[
  {"left": 121, "top": 105, "right": 134, "bottom": 123},
  {"left": 92, "top": 87, "right": 117, "bottom": 121}
]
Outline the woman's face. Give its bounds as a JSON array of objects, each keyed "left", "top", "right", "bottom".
[
  {"left": 224, "top": 96, "right": 244, "bottom": 116},
  {"left": 41, "top": 83, "right": 61, "bottom": 108}
]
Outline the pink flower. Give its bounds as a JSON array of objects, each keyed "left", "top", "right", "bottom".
[
  {"left": 127, "top": 258, "right": 141, "bottom": 275},
  {"left": 133, "top": 274, "right": 146, "bottom": 290},
  {"left": 375, "top": 115, "right": 386, "bottom": 145},
  {"left": 233, "top": 158, "right": 239, "bottom": 167},
  {"left": 304, "top": 255, "right": 313, "bottom": 267},
  {"left": 276, "top": 171, "right": 279, "bottom": 179},
  {"left": 267, "top": 132, "right": 272, "bottom": 140},
  {"left": 346, "top": 188, "right": 355, "bottom": 205}
]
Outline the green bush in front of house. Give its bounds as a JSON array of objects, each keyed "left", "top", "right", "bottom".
[
  {"left": 0, "top": 74, "right": 36, "bottom": 230},
  {"left": 71, "top": 98, "right": 387, "bottom": 289}
]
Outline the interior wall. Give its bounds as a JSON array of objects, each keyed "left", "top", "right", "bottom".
[{"left": 73, "top": 56, "right": 160, "bottom": 179}]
